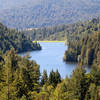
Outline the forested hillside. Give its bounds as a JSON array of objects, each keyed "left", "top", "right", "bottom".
[
  {"left": 0, "top": 49, "right": 100, "bottom": 99},
  {"left": 23, "top": 24, "right": 67, "bottom": 41},
  {"left": 0, "top": 23, "right": 41, "bottom": 53},
  {"left": 0, "top": 0, "right": 100, "bottom": 29},
  {"left": 24, "top": 18, "right": 100, "bottom": 41},
  {"left": 64, "top": 18, "right": 100, "bottom": 67},
  {"left": 79, "top": 31, "right": 100, "bottom": 66}
]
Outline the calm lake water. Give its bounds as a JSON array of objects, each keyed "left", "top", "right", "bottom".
[{"left": 20, "top": 42, "right": 77, "bottom": 78}]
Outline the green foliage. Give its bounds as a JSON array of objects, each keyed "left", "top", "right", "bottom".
[
  {"left": 40, "top": 70, "right": 48, "bottom": 86},
  {"left": 0, "top": 49, "right": 62, "bottom": 100},
  {"left": 53, "top": 66, "right": 87, "bottom": 100},
  {"left": 23, "top": 18, "right": 100, "bottom": 41},
  {"left": 52, "top": 65, "right": 100, "bottom": 100},
  {"left": 0, "top": 49, "right": 100, "bottom": 99},
  {"left": 0, "top": 49, "right": 40, "bottom": 99},
  {"left": 70, "top": 66, "right": 86, "bottom": 100},
  {"left": 0, "top": 23, "right": 41, "bottom": 53},
  {"left": 63, "top": 18, "right": 100, "bottom": 66},
  {"left": 63, "top": 48, "right": 78, "bottom": 62},
  {"left": 80, "top": 31, "right": 100, "bottom": 66},
  {"left": 48, "top": 70, "right": 61, "bottom": 87}
]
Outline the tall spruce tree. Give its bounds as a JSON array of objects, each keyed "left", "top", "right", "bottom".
[{"left": 41, "top": 70, "right": 48, "bottom": 86}]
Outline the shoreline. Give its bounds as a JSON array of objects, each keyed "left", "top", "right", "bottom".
[{"left": 33, "top": 41, "right": 65, "bottom": 42}]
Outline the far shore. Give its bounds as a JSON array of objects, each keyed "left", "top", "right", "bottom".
[{"left": 33, "top": 41, "right": 65, "bottom": 43}]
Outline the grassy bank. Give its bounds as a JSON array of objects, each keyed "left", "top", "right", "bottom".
[{"left": 33, "top": 41, "right": 65, "bottom": 43}]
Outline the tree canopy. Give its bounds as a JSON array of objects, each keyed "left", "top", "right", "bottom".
[{"left": 0, "top": 23, "right": 41, "bottom": 53}]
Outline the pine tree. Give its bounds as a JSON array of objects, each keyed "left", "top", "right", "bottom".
[
  {"left": 55, "top": 69, "right": 61, "bottom": 84},
  {"left": 41, "top": 70, "right": 48, "bottom": 86},
  {"left": 48, "top": 70, "right": 55, "bottom": 87},
  {"left": 70, "top": 66, "right": 86, "bottom": 100},
  {"left": 0, "top": 49, "right": 17, "bottom": 99},
  {"left": 48, "top": 70, "right": 61, "bottom": 87}
]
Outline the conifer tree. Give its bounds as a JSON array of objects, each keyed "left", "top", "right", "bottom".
[
  {"left": 70, "top": 66, "right": 86, "bottom": 100},
  {"left": 41, "top": 70, "right": 48, "bottom": 86}
]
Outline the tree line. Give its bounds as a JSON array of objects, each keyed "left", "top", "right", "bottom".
[
  {"left": 0, "top": 23, "right": 41, "bottom": 53},
  {"left": 64, "top": 18, "right": 100, "bottom": 67},
  {"left": 23, "top": 18, "right": 100, "bottom": 41}
]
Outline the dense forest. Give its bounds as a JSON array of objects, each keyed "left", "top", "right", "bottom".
[
  {"left": 0, "top": 23, "right": 41, "bottom": 53},
  {"left": 0, "top": 49, "right": 100, "bottom": 100},
  {"left": 63, "top": 18, "right": 100, "bottom": 67},
  {"left": 23, "top": 24, "right": 67, "bottom": 41},
  {"left": 23, "top": 18, "right": 100, "bottom": 41},
  {"left": 80, "top": 31, "right": 100, "bottom": 66},
  {"left": 0, "top": 0, "right": 100, "bottom": 29}
]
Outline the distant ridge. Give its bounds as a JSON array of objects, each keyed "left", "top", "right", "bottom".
[{"left": 0, "top": 0, "right": 100, "bottom": 29}]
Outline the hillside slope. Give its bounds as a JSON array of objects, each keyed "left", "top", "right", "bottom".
[
  {"left": 0, "top": 23, "right": 41, "bottom": 53},
  {"left": 63, "top": 18, "right": 100, "bottom": 66},
  {"left": 23, "top": 18, "right": 100, "bottom": 41},
  {"left": 0, "top": 0, "right": 100, "bottom": 29}
]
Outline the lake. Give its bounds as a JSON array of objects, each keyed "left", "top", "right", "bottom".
[{"left": 20, "top": 42, "right": 77, "bottom": 78}]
